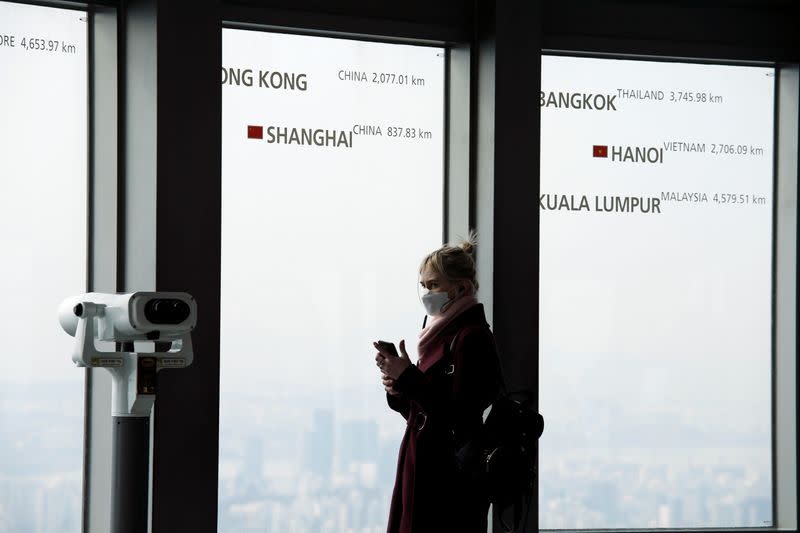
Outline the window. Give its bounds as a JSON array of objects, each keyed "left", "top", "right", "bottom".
[
  {"left": 539, "top": 55, "right": 774, "bottom": 529},
  {"left": 219, "top": 28, "right": 445, "bottom": 532},
  {"left": 0, "top": 2, "right": 88, "bottom": 532}
]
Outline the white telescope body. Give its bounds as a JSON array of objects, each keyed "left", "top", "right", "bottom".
[
  {"left": 59, "top": 291, "right": 196, "bottom": 342},
  {"left": 58, "top": 291, "right": 196, "bottom": 416}
]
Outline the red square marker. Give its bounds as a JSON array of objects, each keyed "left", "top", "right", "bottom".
[
  {"left": 593, "top": 145, "right": 608, "bottom": 158},
  {"left": 247, "top": 125, "right": 263, "bottom": 139}
]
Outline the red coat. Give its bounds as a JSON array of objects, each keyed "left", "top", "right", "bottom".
[{"left": 386, "top": 304, "right": 502, "bottom": 533}]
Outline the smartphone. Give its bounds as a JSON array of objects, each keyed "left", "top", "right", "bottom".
[{"left": 376, "top": 340, "right": 399, "bottom": 357}]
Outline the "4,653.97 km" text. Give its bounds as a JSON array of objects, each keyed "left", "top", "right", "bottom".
[{"left": 0, "top": 34, "right": 77, "bottom": 54}]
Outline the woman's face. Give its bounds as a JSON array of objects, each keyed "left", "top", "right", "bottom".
[{"left": 420, "top": 267, "right": 463, "bottom": 299}]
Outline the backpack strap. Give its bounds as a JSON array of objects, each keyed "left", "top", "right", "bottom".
[
  {"left": 446, "top": 322, "right": 491, "bottom": 359},
  {"left": 449, "top": 323, "right": 510, "bottom": 401},
  {"left": 443, "top": 324, "right": 471, "bottom": 373}
]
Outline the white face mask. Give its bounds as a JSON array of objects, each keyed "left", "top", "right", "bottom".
[
  {"left": 421, "top": 291, "right": 450, "bottom": 316},
  {"left": 422, "top": 286, "right": 467, "bottom": 316}
]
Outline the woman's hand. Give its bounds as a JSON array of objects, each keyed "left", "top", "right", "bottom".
[
  {"left": 373, "top": 339, "right": 412, "bottom": 380},
  {"left": 382, "top": 374, "right": 401, "bottom": 396}
]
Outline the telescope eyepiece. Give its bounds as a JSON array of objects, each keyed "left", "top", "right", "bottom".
[{"left": 144, "top": 298, "right": 191, "bottom": 325}]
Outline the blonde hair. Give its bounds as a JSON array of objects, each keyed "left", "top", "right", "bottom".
[{"left": 419, "top": 229, "right": 479, "bottom": 291}]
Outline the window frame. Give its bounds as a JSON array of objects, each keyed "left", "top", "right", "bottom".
[
  {"left": 143, "top": 4, "right": 473, "bottom": 532},
  {"left": 0, "top": 2, "right": 114, "bottom": 533},
  {"left": 85, "top": 3, "right": 119, "bottom": 532},
  {"left": 214, "top": 24, "right": 461, "bottom": 532},
  {"left": 533, "top": 2, "right": 798, "bottom": 531},
  {"left": 536, "top": 49, "right": 793, "bottom": 531},
  {"left": 771, "top": 63, "right": 798, "bottom": 531}
]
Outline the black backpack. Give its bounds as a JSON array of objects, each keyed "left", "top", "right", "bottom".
[{"left": 449, "top": 335, "right": 544, "bottom": 532}]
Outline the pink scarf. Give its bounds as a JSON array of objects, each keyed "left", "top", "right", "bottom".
[{"left": 417, "top": 295, "right": 479, "bottom": 372}]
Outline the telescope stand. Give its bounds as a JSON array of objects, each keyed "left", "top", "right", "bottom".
[{"left": 112, "top": 415, "right": 150, "bottom": 533}]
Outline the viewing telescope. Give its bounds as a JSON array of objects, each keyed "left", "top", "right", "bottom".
[{"left": 60, "top": 291, "right": 197, "bottom": 533}]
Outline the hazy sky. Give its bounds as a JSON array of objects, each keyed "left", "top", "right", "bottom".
[
  {"left": 0, "top": 8, "right": 774, "bottom": 446},
  {"left": 0, "top": 2, "right": 87, "bottom": 384},
  {"left": 539, "top": 56, "right": 774, "bottom": 442},
  {"left": 219, "top": 30, "right": 445, "bottom": 405}
]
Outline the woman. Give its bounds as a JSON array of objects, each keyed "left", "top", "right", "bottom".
[{"left": 373, "top": 234, "right": 502, "bottom": 533}]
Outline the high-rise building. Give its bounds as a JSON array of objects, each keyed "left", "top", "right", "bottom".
[{"left": 306, "top": 408, "right": 334, "bottom": 481}]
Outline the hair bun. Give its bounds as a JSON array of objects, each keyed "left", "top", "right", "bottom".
[{"left": 459, "top": 229, "right": 478, "bottom": 255}]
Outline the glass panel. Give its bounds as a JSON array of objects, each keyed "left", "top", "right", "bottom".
[
  {"left": 220, "top": 29, "right": 444, "bottom": 533},
  {"left": 539, "top": 56, "right": 774, "bottom": 529},
  {"left": 0, "top": 3, "right": 87, "bottom": 532}
]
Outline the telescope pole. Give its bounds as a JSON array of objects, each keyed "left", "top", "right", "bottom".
[
  {"left": 111, "top": 415, "right": 150, "bottom": 533},
  {"left": 109, "top": 351, "right": 157, "bottom": 533}
]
